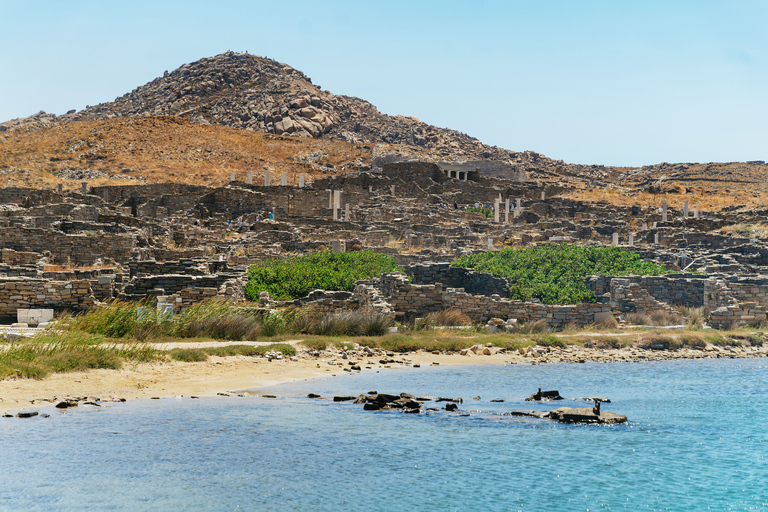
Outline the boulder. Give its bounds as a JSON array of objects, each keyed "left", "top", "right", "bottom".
[
  {"left": 333, "top": 395, "right": 356, "bottom": 402},
  {"left": 55, "top": 399, "right": 79, "bottom": 409},
  {"left": 547, "top": 407, "right": 627, "bottom": 425},
  {"left": 525, "top": 389, "right": 564, "bottom": 401}
]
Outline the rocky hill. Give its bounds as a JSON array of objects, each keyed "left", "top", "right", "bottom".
[{"left": 2, "top": 52, "right": 613, "bottom": 183}]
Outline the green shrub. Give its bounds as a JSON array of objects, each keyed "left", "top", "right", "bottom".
[
  {"left": 452, "top": 245, "right": 671, "bottom": 304},
  {"left": 534, "top": 334, "right": 568, "bottom": 348},
  {"left": 168, "top": 348, "right": 209, "bottom": 362},
  {"left": 245, "top": 250, "right": 403, "bottom": 301}
]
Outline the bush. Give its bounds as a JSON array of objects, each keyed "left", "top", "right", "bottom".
[
  {"left": 427, "top": 309, "right": 471, "bottom": 327},
  {"left": 168, "top": 348, "right": 209, "bottom": 362},
  {"left": 246, "top": 250, "right": 403, "bottom": 301},
  {"left": 452, "top": 245, "right": 671, "bottom": 304},
  {"left": 534, "top": 334, "right": 567, "bottom": 348}
]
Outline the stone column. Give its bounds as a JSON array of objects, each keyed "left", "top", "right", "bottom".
[
  {"left": 494, "top": 199, "right": 500, "bottom": 223},
  {"left": 642, "top": 222, "right": 647, "bottom": 230},
  {"left": 612, "top": 233, "right": 619, "bottom": 245},
  {"left": 541, "top": 191, "right": 546, "bottom": 200},
  {"left": 487, "top": 238, "right": 494, "bottom": 251},
  {"left": 57, "top": 184, "right": 63, "bottom": 194},
  {"left": 327, "top": 190, "right": 333, "bottom": 208},
  {"left": 369, "top": 185, "right": 372, "bottom": 193},
  {"left": 333, "top": 190, "right": 341, "bottom": 221},
  {"left": 516, "top": 198, "right": 521, "bottom": 209},
  {"left": 694, "top": 209, "right": 700, "bottom": 219},
  {"left": 247, "top": 171, "right": 253, "bottom": 185},
  {"left": 103, "top": 189, "right": 109, "bottom": 202},
  {"left": 654, "top": 233, "right": 659, "bottom": 244},
  {"left": 662, "top": 200, "right": 667, "bottom": 222},
  {"left": 628, "top": 233, "right": 634, "bottom": 246},
  {"left": 81, "top": 182, "right": 88, "bottom": 195},
  {"left": 230, "top": 172, "right": 235, "bottom": 182},
  {"left": 505, "top": 198, "right": 510, "bottom": 224},
  {"left": 264, "top": 170, "right": 271, "bottom": 187},
  {"left": 390, "top": 185, "right": 395, "bottom": 196},
  {"left": 281, "top": 171, "right": 288, "bottom": 186},
  {"left": 345, "top": 203, "right": 350, "bottom": 221},
  {"left": 299, "top": 174, "right": 305, "bottom": 188},
  {"left": 683, "top": 201, "right": 689, "bottom": 219}
]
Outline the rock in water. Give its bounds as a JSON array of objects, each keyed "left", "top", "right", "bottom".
[
  {"left": 525, "top": 389, "right": 564, "bottom": 401},
  {"left": 547, "top": 407, "right": 627, "bottom": 425}
]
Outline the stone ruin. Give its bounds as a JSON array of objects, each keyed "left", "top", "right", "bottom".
[{"left": 2, "top": 158, "right": 768, "bottom": 329}]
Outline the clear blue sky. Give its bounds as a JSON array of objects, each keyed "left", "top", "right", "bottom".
[{"left": 1, "top": 0, "right": 766, "bottom": 166}]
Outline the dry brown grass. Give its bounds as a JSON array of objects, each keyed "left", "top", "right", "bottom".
[{"left": 0, "top": 116, "right": 372, "bottom": 189}]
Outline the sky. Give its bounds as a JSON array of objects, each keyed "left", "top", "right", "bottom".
[{"left": 1, "top": 0, "right": 766, "bottom": 166}]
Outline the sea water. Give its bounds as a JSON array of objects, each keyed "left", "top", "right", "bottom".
[{"left": 1, "top": 358, "right": 767, "bottom": 511}]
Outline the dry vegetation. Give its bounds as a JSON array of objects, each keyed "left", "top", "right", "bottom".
[{"left": 0, "top": 116, "right": 372, "bottom": 189}]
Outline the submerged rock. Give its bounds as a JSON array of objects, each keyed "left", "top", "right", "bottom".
[{"left": 547, "top": 407, "right": 627, "bottom": 425}]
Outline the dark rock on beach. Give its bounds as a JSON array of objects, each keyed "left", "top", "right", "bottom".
[
  {"left": 17, "top": 411, "right": 39, "bottom": 418},
  {"left": 55, "top": 399, "right": 79, "bottom": 409}
]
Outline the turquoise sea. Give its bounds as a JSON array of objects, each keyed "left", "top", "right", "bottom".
[{"left": 2, "top": 358, "right": 767, "bottom": 511}]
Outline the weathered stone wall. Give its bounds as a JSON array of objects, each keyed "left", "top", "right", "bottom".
[
  {"left": 1, "top": 248, "right": 41, "bottom": 266},
  {"left": 358, "top": 273, "right": 610, "bottom": 327},
  {"left": 586, "top": 274, "right": 708, "bottom": 307},
  {"left": 405, "top": 262, "right": 510, "bottom": 296},
  {"left": 119, "top": 273, "right": 245, "bottom": 301},
  {"left": 0, "top": 278, "right": 96, "bottom": 322},
  {"left": 0, "top": 228, "right": 136, "bottom": 265},
  {"left": 128, "top": 259, "right": 212, "bottom": 277},
  {"left": 609, "top": 278, "right": 676, "bottom": 315}
]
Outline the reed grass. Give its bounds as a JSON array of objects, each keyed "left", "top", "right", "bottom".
[{"left": 0, "top": 332, "right": 156, "bottom": 380}]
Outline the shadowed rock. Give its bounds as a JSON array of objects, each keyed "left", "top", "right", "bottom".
[
  {"left": 547, "top": 407, "right": 627, "bottom": 424},
  {"left": 525, "top": 389, "right": 564, "bottom": 401}
]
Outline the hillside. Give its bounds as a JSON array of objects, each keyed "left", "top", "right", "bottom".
[
  {"left": 0, "top": 116, "right": 372, "bottom": 189},
  {"left": 1, "top": 51, "right": 767, "bottom": 209}
]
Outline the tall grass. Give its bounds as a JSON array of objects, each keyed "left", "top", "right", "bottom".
[{"left": 0, "top": 332, "right": 156, "bottom": 380}]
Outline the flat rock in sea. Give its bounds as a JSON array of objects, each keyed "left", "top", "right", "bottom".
[
  {"left": 333, "top": 395, "right": 356, "bottom": 402},
  {"left": 547, "top": 407, "right": 627, "bottom": 425},
  {"left": 16, "top": 411, "right": 39, "bottom": 418},
  {"left": 525, "top": 390, "right": 564, "bottom": 401}
]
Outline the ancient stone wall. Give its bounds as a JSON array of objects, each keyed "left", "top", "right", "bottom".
[
  {"left": 0, "top": 228, "right": 136, "bottom": 265},
  {"left": 405, "top": 262, "right": 510, "bottom": 296},
  {"left": 0, "top": 278, "right": 96, "bottom": 322},
  {"left": 609, "top": 278, "right": 676, "bottom": 315},
  {"left": 119, "top": 273, "right": 245, "bottom": 301},
  {"left": 1, "top": 248, "right": 41, "bottom": 266},
  {"left": 586, "top": 274, "right": 708, "bottom": 307},
  {"left": 359, "top": 273, "right": 610, "bottom": 327},
  {"left": 128, "top": 260, "right": 211, "bottom": 277}
]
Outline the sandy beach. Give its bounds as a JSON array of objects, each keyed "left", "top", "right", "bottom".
[{"left": 2, "top": 341, "right": 767, "bottom": 415}]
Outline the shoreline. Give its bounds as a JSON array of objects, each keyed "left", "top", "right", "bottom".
[{"left": 2, "top": 344, "right": 766, "bottom": 416}]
